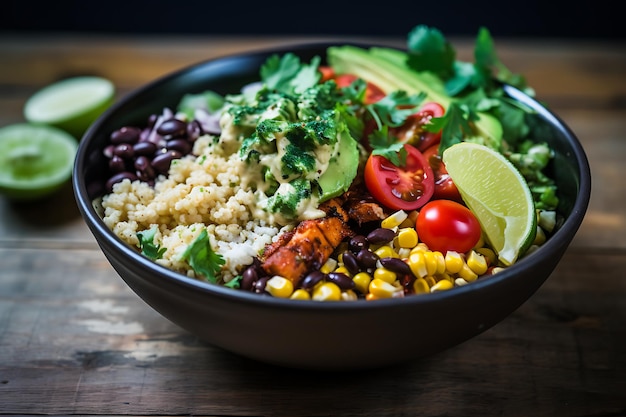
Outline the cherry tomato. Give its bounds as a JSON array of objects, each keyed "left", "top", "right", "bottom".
[
  {"left": 391, "top": 102, "right": 445, "bottom": 152},
  {"left": 423, "top": 144, "right": 463, "bottom": 202},
  {"left": 416, "top": 200, "right": 482, "bottom": 254},
  {"left": 364, "top": 144, "right": 434, "bottom": 211}
]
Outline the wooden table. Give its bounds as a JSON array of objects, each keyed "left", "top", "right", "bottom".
[{"left": 1, "top": 33, "right": 625, "bottom": 416}]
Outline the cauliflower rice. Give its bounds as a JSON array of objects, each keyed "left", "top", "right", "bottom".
[{"left": 100, "top": 135, "right": 290, "bottom": 282}]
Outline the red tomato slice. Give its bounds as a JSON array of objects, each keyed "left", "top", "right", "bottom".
[
  {"left": 364, "top": 144, "right": 434, "bottom": 211},
  {"left": 416, "top": 200, "right": 482, "bottom": 254},
  {"left": 423, "top": 144, "right": 463, "bottom": 202},
  {"left": 391, "top": 102, "right": 445, "bottom": 152}
]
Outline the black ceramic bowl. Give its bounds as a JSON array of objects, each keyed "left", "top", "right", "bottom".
[{"left": 73, "top": 42, "right": 591, "bottom": 371}]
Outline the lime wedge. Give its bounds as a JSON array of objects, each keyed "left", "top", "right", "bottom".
[
  {"left": 0, "top": 123, "right": 78, "bottom": 200},
  {"left": 442, "top": 142, "right": 536, "bottom": 266},
  {"left": 24, "top": 76, "right": 114, "bottom": 139}
]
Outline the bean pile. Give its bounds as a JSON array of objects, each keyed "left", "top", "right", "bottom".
[{"left": 102, "top": 111, "right": 213, "bottom": 193}]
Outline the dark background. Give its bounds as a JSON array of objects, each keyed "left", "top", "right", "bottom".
[{"left": 4, "top": 0, "right": 624, "bottom": 40}]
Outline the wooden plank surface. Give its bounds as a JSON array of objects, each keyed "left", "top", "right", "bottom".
[{"left": 0, "top": 34, "right": 625, "bottom": 416}]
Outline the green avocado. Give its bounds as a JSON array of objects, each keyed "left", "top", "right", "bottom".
[{"left": 316, "top": 125, "right": 359, "bottom": 202}]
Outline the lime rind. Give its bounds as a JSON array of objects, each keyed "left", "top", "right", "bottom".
[
  {"left": 0, "top": 123, "right": 78, "bottom": 200},
  {"left": 442, "top": 142, "right": 536, "bottom": 266}
]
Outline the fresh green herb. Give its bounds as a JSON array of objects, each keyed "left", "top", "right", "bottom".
[
  {"left": 406, "top": 25, "right": 534, "bottom": 152},
  {"left": 368, "top": 126, "right": 407, "bottom": 166},
  {"left": 137, "top": 226, "right": 166, "bottom": 260},
  {"left": 181, "top": 229, "right": 225, "bottom": 283},
  {"left": 261, "top": 53, "right": 321, "bottom": 94}
]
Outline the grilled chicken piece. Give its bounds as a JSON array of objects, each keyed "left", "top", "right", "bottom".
[
  {"left": 342, "top": 189, "right": 388, "bottom": 225},
  {"left": 261, "top": 199, "right": 352, "bottom": 285}
]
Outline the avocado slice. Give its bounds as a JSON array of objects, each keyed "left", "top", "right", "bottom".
[{"left": 316, "top": 124, "right": 359, "bottom": 202}]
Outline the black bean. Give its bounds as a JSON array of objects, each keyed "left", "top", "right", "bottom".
[
  {"left": 110, "top": 126, "right": 141, "bottom": 144},
  {"left": 357, "top": 249, "right": 379, "bottom": 270},
  {"left": 157, "top": 118, "right": 187, "bottom": 138},
  {"left": 151, "top": 150, "right": 182, "bottom": 174},
  {"left": 103, "top": 144, "right": 115, "bottom": 159},
  {"left": 105, "top": 171, "right": 138, "bottom": 193},
  {"left": 380, "top": 257, "right": 413, "bottom": 277},
  {"left": 342, "top": 250, "right": 360, "bottom": 275},
  {"left": 327, "top": 272, "right": 355, "bottom": 290},
  {"left": 300, "top": 270, "right": 325, "bottom": 290},
  {"left": 240, "top": 266, "right": 258, "bottom": 291},
  {"left": 253, "top": 276, "right": 269, "bottom": 294},
  {"left": 134, "top": 156, "right": 155, "bottom": 181},
  {"left": 166, "top": 138, "right": 192, "bottom": 154},
  {"left": 113, "top": 143, "right": 134, "bottom": 159},
  {"left": 108, "top": 155, "right": 126, "bottom": 173},
  {"left": 367, "top": 228, "right": 396, "bottom": 245},
  {"left": 133, "top": 141, "right": 157, "bottom": 156},
  {"left": 187, "top": 120, "right": 203, "bottom": 141},
  {"left": 348, "top": 235, "right": 369, "bottom": 253},
  {"left": 147, "top": 114, "right": 159, "bottom": 128}
]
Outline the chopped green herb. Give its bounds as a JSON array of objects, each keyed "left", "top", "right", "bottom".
[
  {"left": 137, "top": 226, "right": 166, "bottom": 260},
  {"left": 181, "top": 229, "right": 225, "bottom": 283}
]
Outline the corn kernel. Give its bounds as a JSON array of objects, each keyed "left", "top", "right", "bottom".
[
  {"left": 445, "top": 250, "right": 464, "bottom": 274},
  {"left": 454, "top": 277, "right": 469, "bottom": 286},
  {"left": 397, "top": 227, "right": 418, "bottom": 248},
  {"left": 410, "top": 242, "right": 429, "bottom": 255},
  {"left": 320, "top": 257, "right": 338, "bottom": 274},
  {"left": 312, "top": 282, "right": 341, "bottom": 301},
  {"left": 399, "top": 210, "right": 419, "bottom": 228},
  {"left": 397, "top": 247, "right": 411, "bottom": 259},
  {"left": 352, "top": 272, "right": 372, "bottom": 294},
  {"left": 374, "top": 245, "right": 397, "bottom": 259},
  {"left": 290, "top": 288, "right": 311, "bottom": 300},
  {"left": 432, "top": 251, "right": 446, "bottom": 275},
  {"left": 458, "top": 263, "right": 478, "bottom": 282},
  {"left": 373, "top": 267, "right": 396, "bottom": 284},
  {"left": 466, "top": 250, "right": 488, "bottom": 275},
  {"left": 534, "top": 225, "right": 547, "bottom": 245},
  {"left": 431, "top": 279, "right": 454, "bottom": 292},
  {"left": 423, "top": 251, "right": 439, "bottom": 276},
  {"left": 334, "top": 266, "right": 350, "bottom": 276},
  {"left": 341, "top": 289, "right": 358, "bottom": 301},
  {"left": 369, "top": 278, "right": 399, "bottom": 298},
  {"left": 424, "top": 275, "right": 437, "bottom": 288},
  {"left": 265, "top": 276, "right": 294, "bottom": 298},
  {"left": 475, "top": 247, "right": 496, "bottom": 265},
  {"left": 382, "top": 210, "right": 408, "bottom": 229},
  {"left": 408, "top": 251, "right": 427, "bottom": 278},
  {"left": 413, "top": 277, "right": 430, "bottom": 294}
]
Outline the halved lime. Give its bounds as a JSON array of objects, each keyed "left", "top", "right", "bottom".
[
  {"left": 442, "top": 142, "right": 536, "bottom": 266},
  {"left": 24, "top": 76, "right": 115, "bottom": 139},
  {"left": 0, "top": 123, "right": 78, "bottom": 200}
]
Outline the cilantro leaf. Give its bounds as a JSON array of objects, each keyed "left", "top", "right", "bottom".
[
  {"left": 181, "top": 229, "right": 225, "bottom": 283},
  {"left": 369, "top": 125, "right": 407, "bottom": 166},
  {"left": 430, "top": 103, "right": 476, "bottom": 153},
  {"left": 368, "top": 90, "right": 425, "bottom": 127},
  {"left": 406, "top": 25, "right": 456, "bottom": 79},
  {"left": 260, "top": 53, "right": 321, "bottom": 95},
  {"left": 137, "top": 226, "right": 166, "bottom": 260}
]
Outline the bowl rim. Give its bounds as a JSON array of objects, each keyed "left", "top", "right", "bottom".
[{"left": 72, "top": 41, "right": 592, "bottom": 312}]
